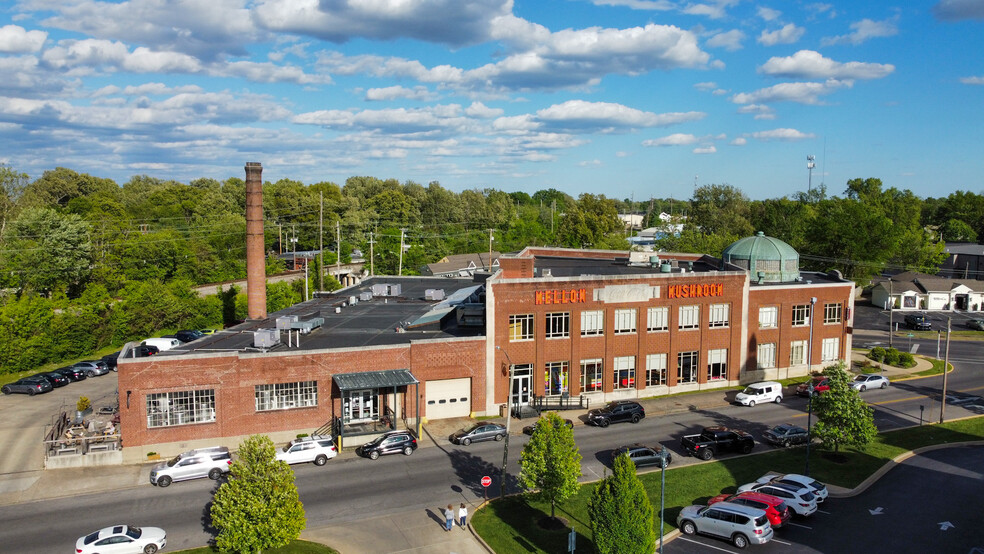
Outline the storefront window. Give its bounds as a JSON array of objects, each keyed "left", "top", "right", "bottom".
[{"left": 544, "top": 361, "right": 570, "bottom": 396}]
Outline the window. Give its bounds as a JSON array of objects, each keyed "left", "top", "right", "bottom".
[
  {"left": 581, "top": 310, "right": 604, "bottom": 336},
  {"left": 824, "top": 303, "right": 842, "bottom": 324},
  {"left": 678, "top": 351, "right": 698, "bottom": 384},
  {"left": 679, "top": 305, "right": 700, "bottom": 330},
  {"left": 757, "top": 343, "right": 776, "bottom": 369},
  {"left": 759, "top": 306, "right": 778, "bottom": 328},
  {"left": 646, "top": 353, "right": 667, "bottom": 386},
  {"left": 545, "top": 312, "right": 570, "bottom": 339},
  {"left": 792, "top": 304, "right": 811, "bottom": 327},
  {"left": 708, "top": 349, "right": 727, "bottom": 380},
  {"left": 613, "top": 356, "right": 635, "bottom": 389},
  {"left": 614, "top": 308, "right": 637, "bottom": 334},
  {"left": 790, "top": 340, "right": 807, "bottom": 365},
  {"left": 821, "top": 338, "right": 840, "bottom": 362},
  {"left": 147, "top": 389, "right": 215, "bottom": 428},
  {"left": 581, "top": 359, "right": 604, "bottom": 392},
  {"left": 544, "top": 361, "right": 570, "bottom": 396},
  {"left": 509, "top": 314, "right": 534, "bottom": 341},
  {"left": 255, "top": 381, "right": 318, "bottom": 411},
  {"left": 708, "top": 303, "right": 730, "bottom": 328},
  {"left": 647, "top": 307, "right": 668, "bottom": 332}
]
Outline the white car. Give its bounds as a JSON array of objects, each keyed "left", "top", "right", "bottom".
[
  {"left": 851, "top": 374, "right": 890, "bottom": 392},
  {"left": 275, "top": 435, "right": 337, "bottom": 466},
  {"left": 755, "top": 473, "right": 829, "bottom": 502},
  {"left": 738, "top": 481, "right": 818, "bottom": 516},
  {"left": 76, "top": 525, "right": 166, "bottom": 554},
  {"left": 735, "top": 381, "right": 783, "bottom": 406}
]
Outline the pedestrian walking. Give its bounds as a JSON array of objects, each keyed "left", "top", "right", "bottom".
[
  {"left": 458, "top": 503, "right": 468, "bottom": 529},
  {"left": 444, "top": 504, "right": 454, "bottom": 531}
]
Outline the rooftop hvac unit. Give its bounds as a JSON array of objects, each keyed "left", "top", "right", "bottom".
[
  {"left": 370, "top": 283, "right": 401, "bottom": 296},
  {"left": 359, "top": 292, "right": 373, "bottom": 302},
  {"left": 276, "top": 315, "right": 299, "bottom": 331},
  {"left": 542, "top": 269, "right": 552, "bottom": 277},
  {"left": 348, "top": 295, "right": 358, "bottom": 305},
  {"left": 253, "top": 329, "right": 280, "bottom": 348},
  {"left": 425, "top": 289, "right": 446, "bottom": 301},
  {"left": 291, "top": 317, "right": 324, "bottom": 334}
]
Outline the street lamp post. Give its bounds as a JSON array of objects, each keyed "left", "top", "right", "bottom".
[
  {"left": 495, "top": 346, "right": 514, "bottom": 498},
  {"left": 888, "top": 278, "right": 894, "bottom": 349},
  {"left": 659, "top": 453, "right": 666, "bottom": 553},
  {"left": 806, "top": 296, "right": 817, "bottom": 477}
]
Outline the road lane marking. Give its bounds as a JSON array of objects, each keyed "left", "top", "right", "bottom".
[
  {"left": 770, "top": 538, "right": 793, "bottom": 545},
  {"left": 676, "top": 537, "right": 739, "bottom": 553},
  {"left": 787, "top": 521, "right": 812, "bottom": 529}
]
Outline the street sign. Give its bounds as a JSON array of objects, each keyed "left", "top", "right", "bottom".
[
  {"left": 568, "top": 527, "right": 576, "bottom": 552},
  {"left": 481, "top": 476, "right": 492, "bottom": 487}
]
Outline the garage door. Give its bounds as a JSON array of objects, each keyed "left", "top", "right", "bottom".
[{"left": 425, "top": 378, "right": 471, "bottom": 419}]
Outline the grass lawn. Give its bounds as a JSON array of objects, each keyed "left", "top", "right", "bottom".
[
  {"left": 172, "top": 540, "right": 338, "bottom": 553},
  {"left": 472, "top": 415, "right": 984, "bottom": 554}
]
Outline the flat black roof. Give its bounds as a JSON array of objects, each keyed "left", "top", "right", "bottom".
[
  {"left": 531, "top": 255, "right": 728, "bottom": 278},
  {"left": 158, "top": 276, "right": 485, "bottom": 356}
]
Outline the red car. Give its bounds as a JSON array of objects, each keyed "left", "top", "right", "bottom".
[
  {"left": 708, "top": 490, "right": 791, "bottom": 528},
  {"left": 796, "top": 377, "right": 830, "bottom": 397}
]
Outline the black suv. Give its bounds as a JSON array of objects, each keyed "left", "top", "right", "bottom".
[
  {"left": 904, "top": 314, "right": 931, "bottom": 330},
  {"left": 356, "top": 430, "right": 418, "bottom": 460},
  {"left": 174, "top": 330, "right": 205, "bottom": 343},
  {"left": 586, "top": 400, "right": 645, "bottom": 427}
]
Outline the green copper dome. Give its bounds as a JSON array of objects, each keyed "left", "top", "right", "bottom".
[{"left": 722, "top": 231, "right": 800, "bottom": 283}]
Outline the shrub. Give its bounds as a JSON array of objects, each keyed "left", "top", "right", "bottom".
[
  {"left": 883, "top": 348, "right": 900, "bottom": 366},
  {"left": 77, "top": 395, "right": 91, "bottom": 413},
  {"left": 868, "top": 347, "right": 886, "bottom": 362},
  {"left": 898, "top": 352, "right": 915, "bottom": 368}
]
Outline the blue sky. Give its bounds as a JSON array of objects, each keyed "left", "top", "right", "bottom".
[{"left": 1, "top": 0, "right": 981, "bottom": 200}]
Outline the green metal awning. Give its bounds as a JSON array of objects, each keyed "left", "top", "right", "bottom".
[{"left": 333, "top": 369, "right": 418, "bottom": 391}]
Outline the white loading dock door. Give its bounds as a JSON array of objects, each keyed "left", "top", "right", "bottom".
[{"left": 425, "top": 378, "right": 471, "bottom": 419}]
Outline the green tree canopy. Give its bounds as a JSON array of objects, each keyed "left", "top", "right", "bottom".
[
  {"left": 518, "top": 412, "right": 582, "bottom": 518},
  {"left": 811, "top": 362, "right": 877, "bottom": 453},
  {"left": 588, "top": 451, "right": 656, "bottom": 554},
  {"left": 211, "top": 435, "right": 306, "bottom": 553},
  {"left": 4, "top": 207, "right": 93, "bottom": 296}
]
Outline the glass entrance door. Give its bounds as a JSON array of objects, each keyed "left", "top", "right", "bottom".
[
  {"left": 511, "top": 366, "right": 532, "bottom": 406},
  {"left": 345, "top": 389, "right": 377, "bottom": 423}
]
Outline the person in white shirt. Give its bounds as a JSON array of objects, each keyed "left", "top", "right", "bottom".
[{"left": 458, "top": 503, "right": 468, "bottom": 529}]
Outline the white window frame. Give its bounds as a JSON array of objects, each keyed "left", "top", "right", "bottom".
[
  {"left": 790, "top": 340, "right": 807, "bottom": 366},
  {"left": 824, "top": 303, "right": 842, "bottom": 324},
  {"left": 708, "top": 303, "right": 730, "bottom": 328},
  {"left": 821, "top": 338, "right": 840, "bottom": 362},
  {"left": 580, "top": 359, "right": 604, "bottom": 392},
  {"left": 544, "top": 361, "right": 570, "bottom": 396},
  {"left": 580, "top": 310, "right": 604, "bottom": 336},
  {"left": 147, "top": 389, "right": 215, "bottom": 428},
  {"left": 792, "top": 304, "right": 811, "bottom": 327},
  {"left": 613, "top": 356, "right": 636, "bottom": 390},
  {"left": 757, "top": 343, "right": 776, "bottom": 369},
  {"left": 255, "top": 381, "right": 318, "bottom": 412},
  {"left": 544, "top": 312, "right": 570, "bottom": 339},
  {"left": 645, "top": 353, "right": 667, "bottom": 386},
  {"left": 678, "top": 305, "right": 700, "bottom": 330},
  {"left": 707, "top": 349, "right": 727, "bottom": 381},
  {"left": 614, "top": 308, "right": 637, "bottom": 334},
  {"left": 678, "top": 351, "right": 698, "bottom": 384},
  {"left": 759, "top": 306, "right": 778, "bottom": 328},
  {"left": 647, "top": 306, "right": 668, "bottom": 332},
  {"left": 509, "top": 314, "right": 534, "bottom": 341}
]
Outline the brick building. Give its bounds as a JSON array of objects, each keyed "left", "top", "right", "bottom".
[{"left": 117, "top": 237, "right": 854, "bottom": 458}]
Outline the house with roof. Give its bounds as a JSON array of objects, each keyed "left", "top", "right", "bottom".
[
  {"left": 421, "top": 252, "right": 500, "bottom": 277},
  {"left": 871, "top": 272, "right": 984, "bottom": 311}
]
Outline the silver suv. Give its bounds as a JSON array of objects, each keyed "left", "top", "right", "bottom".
[
  {"left": 677, "top": 501, "right": 774, "bottom": 548},
  {"left": 275, "top": 435, "right": 337, "bottom": 466},
  {"left": 149, "top": 446, "right": 232, "bottom": 487}
]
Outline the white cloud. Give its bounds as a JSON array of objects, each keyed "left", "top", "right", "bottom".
[
  {"left": 757, "top": 7, "right": 781, "bottom": 21},
  {"left": 712, "top": 88, "right": 728, "bottom": 95},
  {"left": 758, "top": 23, "right": 805, "bottom": 46},
  {"left": 682, "top": 0, "right": 742, "bottom": 19},
  {"left": 0, "top": 25, "right": 47, "bottom": 53},
  {"left": 693, "top": 145, "right": 716, "bottom": 154},
  {"left": 933, "top": 0, "right": 984, "bottom": 21},
  {"left": 366, "top": 85, "right": 438, "bottom": 101},
  {"left": 465, "top": 102, "right": 504, "bottom": 118},
  {"left": 590, "top": 0, "right": 676, "bottom": 10},
  {"left": 220, "top": 60, "right": 329, "bottom": 84},
  {"left": 759, "top": 50, "right": 894, "bottom": 80},
  {"left": 821, "top": 17, "right": 898, "bottom": 46},
  {"left": 736, "top": 104, "right": 776, "bottom": 120},
  {"left": 731, "top": 80, "right": 852, "bottom": 105},
  {"left": 730, "top": 137, "right": 747, "bottom": 145},
  {"left": 534, "top": 100, "right": 705, "bottom": 131},
  {"left": 578, "top": 159, "right": 602, "bottom": 167},
  {"left": 706, "top": 29, "right": 745, "bottom": 51},
  {"left": 642, "top": 133, "right": 699, "bottom": 146},
  {"left": 747, "top": 128, "right": 815, "bottom": 141},
  {"left": 693, "top": 81, "right": 717, "bottom": 90},
  {"left": 960, "top": 76, "right": 984, "bottom": 85}
]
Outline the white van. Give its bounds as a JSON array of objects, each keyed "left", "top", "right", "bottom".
[
  {"left": 735, "top": 381, "right": 783, "bottom": 406},
  {"left": 142, "top": 337, "right": 182, "bottom": 352}
]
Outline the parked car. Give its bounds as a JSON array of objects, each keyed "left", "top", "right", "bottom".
[
  {"left": 966, "top": 319, "right": 984, "bottom": 331},
  {"left": 275, "top": 435, "right": 337, "bottom": 466},
  {"left": 681, "top": 426, "right": 755, "bottom": 460},
  {"left": 677, "top": 501, "right": 774, "bottom": 549},
  {"left": 737, "top": 481, "right": 817, "bottom": 517},
  {"left": 586, "top": 400, "right": 645, "bottom": 427},
  {"left": 904, "top": 313, "right": 932, "bottom": 330},
  {"left": 356, "top": 430, "right": 418, "bottom": 460},
  {"left": 1, "top": 376, "right": 53, "bottom": 396},
  {"left": 53, "top": 365, "right": 87, "bottom": 382},
  {"left": 76, "top": 525, "right": 167, "bottom": 554},
  {"left": 707, "top": 491, "right": 791, "bottom": 528},
  {"left": 612, "top": 443, "right": 672, "bottom": 469},
  {"left": 795, "top": 377, "right": 830, "bottom": 397},
  {"left": 449, "top": 423, "right": 506, "bottom": 445},
  {"left": 753, "top": 473, "right": 828, "bottom": 503},
  {"left": 735, "top": 381, "right": 783, "bottom": 406},
  {"left": 37, "top": 371, "right": 70, "bottom": 388},
  {"left": 135, "top": 344, "right": 160, "bottom": 357},
  {"left": 72, "top": 360, "right": 111, "bottom": 377},
  {"left": 102, "top": 351, "right": 121, "bottom": 371},
  {"left": 142, "top": 337, "right": 181, "bottom": 352},
  {"left": 851, "top": 374, "right": 889, "bottom": 392},
  {"left": 522, "top": 417, "right": 574, "bottom": 435},
  {"left": 149, "top": 446, "right": 232, "bottom": 487},
  {"left": 174, "top": 329, "right": 205, "bottom": 343},
  {"left": 762, "top": 424, "right": 809, "bottom": 447},
  {"left": 199, "top": 329, "right": 217, "bottom": 335}
]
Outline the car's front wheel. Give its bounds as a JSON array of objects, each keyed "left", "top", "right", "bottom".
[
  {"left": 781, "top": 440, "right": 790, "bottom": 448},
  {"left": 598, "top": 419, "right": 610, "bottom": 428},
  {"left": 0, "top": 386, "right": 9, "bottom": 395},
  {"left": 27, "top": 388, "right": 35, "bottom": 396},
  {"left": 741, "top": 443, "right": 753, "bottom": 454},
  {"left": 144, "top": 544, "right": 159, "bottom": 554},
  {"left": 860, "top": 385, "right": 867, "bottom": 392},
  {"left": 87, "top": 371, "right": 96, "bottom": 378},
  {"left": 368, "top": 450, "right": 380, "bottom": 460},
  {"left": 494, "top": 433, "right": 504, "bottom": 441},
  {"left": 462, "top": 438, "right": 471, "bottom": 446},
  {"left": 681, "top": 521, "right": 696, "bottom": 535},
  {"left": 747, "top": 400, "right": 756, "bottom": 407},
  {"left": 314, "top": 455, "right": 328, "bottom": 466},
  {"left": 157, "top": 476, "right": 172, "bottom": 487},
  {"left": 732, "top": 533, "right": 749, "bottom": 549},
  {"left": 403, "top": 446, "right": 414, "bottom": 456},
  {"left": 208, "top": 468, "right": 222, "bottom": 480}
]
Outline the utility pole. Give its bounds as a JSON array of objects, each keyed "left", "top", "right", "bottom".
[
  {"left": 319, "top": 192, "right": 324, "bottom": 293},
  {"left": 369, "top": 231, "right": 375, "bottom": 276},
  {"left": 398, "top": 228, "right": 406, "bottom": 276},
  {"left": 336, "top": 220, "right": 341, "bottom": 275},
  {"left": 488, "top": 228, "right": 495, "bottom": 271},
  {"left": 551, "top": 200, "right": 556, "bottom": 235},
  {"left": 278, "top": 222, "right": 283, "bottom": 255},
  {"left": 940, "top": 317, "right": 951, "bottom": 424},
  {"left": 290, "top": 224, "right": 298, "bottom": 270}
]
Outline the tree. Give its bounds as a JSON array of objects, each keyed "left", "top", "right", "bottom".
[
  {"left": 688, "top": 184, "right": 754, "bottom": 237},
  {"left": 588, "top": 452, "right": 656, "bottom": 554},
  {"left": 518, "top": 412, "right": 582, "bottom": 519},
  {"left": 210, "top": 435, "right": 305, "bottom": 553},
  {"left": 811, "top": 362, "right": 877, "bottom": 453},
  {"left": 5, "top": 207, "right": 93, "bottom": 296}
]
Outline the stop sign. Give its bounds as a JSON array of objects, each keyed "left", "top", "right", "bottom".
[{"left": 481, "top": 475, "right": 492, "bottom": 487}]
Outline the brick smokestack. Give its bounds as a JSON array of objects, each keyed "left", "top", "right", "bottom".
[{"left": 245, "top": 162, "right": 267, "bottom": 320}]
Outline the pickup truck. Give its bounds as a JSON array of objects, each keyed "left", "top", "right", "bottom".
[{"left": 680, "top": 426, "right": 755, "bottom": 460}]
